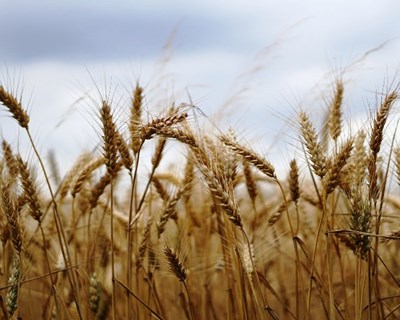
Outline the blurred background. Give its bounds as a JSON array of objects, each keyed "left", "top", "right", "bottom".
[{"left": 0, "top": 0, "right": 399, "bottom": 176}]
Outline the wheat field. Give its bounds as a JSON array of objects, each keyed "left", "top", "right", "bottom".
[{"left": 0, "top": 77, "right": 400, "bottom": 320}]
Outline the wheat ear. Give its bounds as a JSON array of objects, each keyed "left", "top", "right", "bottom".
[
  {"left": 324, "top": 139, "right": 353, "bottom": 195},
  {"left": 16, "top": 156, "right": 44, "bottom": 222},
  {"left": 5, "top": 255, "right": 20, "bottom": 317},
  {"left": 1, "top": 183, "right": 23, "bottom": 254},
  {"left": 219, "top": 134, "right": 276, "bottom": 179},
  {"left": 299, "top": 111, "right": 328, "bottom": 179},
  {"left": 328, "top": 79, "right": 344, "bottom": 141},
  {"left": 0, "top": 85, "right": 29, "bottom": 128},
  {"left": 130, "top": 84, "right": 143, "bottom": 155}
]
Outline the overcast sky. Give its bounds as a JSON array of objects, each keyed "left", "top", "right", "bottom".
[{"left": 1, "top": 0, "right": 400, "bottom": 175}]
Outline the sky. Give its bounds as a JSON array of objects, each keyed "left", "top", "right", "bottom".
[{"left": 1, "top": 0, "right": 400, "bottom": 176}]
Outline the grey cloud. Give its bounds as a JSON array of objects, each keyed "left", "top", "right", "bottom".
[{"left": 0, "top": 3, "right": 256, "bottom": 63}]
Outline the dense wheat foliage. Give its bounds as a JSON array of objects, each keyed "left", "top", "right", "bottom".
[{"left": 1, "top": 77, "right": 400, "bottom": 320}]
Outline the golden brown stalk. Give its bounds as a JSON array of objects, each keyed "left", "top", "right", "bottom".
[
  {"left": 289, "top": 159, "right": 300, "bottom": 203},
  {"left": 130, "top": 84, "right": 143, "bottom": 154},
  {"left": 99, "top": 100, "right": 119, "bottom": 320},
  {"left": 219, "top": 134, "right": 276, "bottom": 179},
  {"left": 328, "top": 79, "right": 344, "bottom": 141},
  {"left": 381, "top": 229, "right": 400, "bottom": 244},
  {"left": 299, "top": 111, "right": 328, "bottom": 178},
  {"left": 16, "top": 156, "right": 43, "bottom": 222},
  {"left": 0, "top": 86, "right": 29, "bottom": 129},
  {"left": 100, "top": 101, "right": 119, "bottom": 178},
  {"left": 325, "top": 139, "right": 353, "bottom": 195}
]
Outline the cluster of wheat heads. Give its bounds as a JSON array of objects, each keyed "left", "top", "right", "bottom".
[{"left": 1, "top": 79, "right": 400, "bottom": 320}]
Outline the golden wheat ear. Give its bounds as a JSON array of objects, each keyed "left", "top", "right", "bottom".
[
  {"left": 141, "top": 112, "right": 189, "bottom": 141},
  {"left": 100, "top": 100, "right": 119, "bottom": 178},
  {"left": 16, "top": 156, "right": 44, "bottom": 222},
  {"left": 0, "top": 86, "right": 29, "bottom": 129},
  {"left": 324, "top": 138, "right": 353, "bottom": 195},
  {"left": 88, "top": 272, "right": 102, "bottom": 316},
  {"left": 163, "top": 245, "right": 187, "bottom": 282},
  {"left": 1, "top": 183, "right": 23, "bottom": 255},
  {"left": 288, "top": 159, "right": 300, "bottom": 203},
  {"left": 219, "top": 134, "right": 276, "bottom": 179},
  {"left": 130, "top": 84, "right": 143, "bottom": 155},
  {"left": 2, "top": 141, "right": 19, "bottom": 180},
  {"left": 395, "top": 147, "right": 400, "bottom": 186},
  {"left": 299, "top": 111, "right": 328, "bottom": 179},
  {"left": 5, "top": 255, "right": 20, "bottom": 317},
  {"left": 328, "top": 79, "right": 344, "bottom": 141},
  {"left": 369, "top": 91, "right": 397, "bottom": 157}
]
